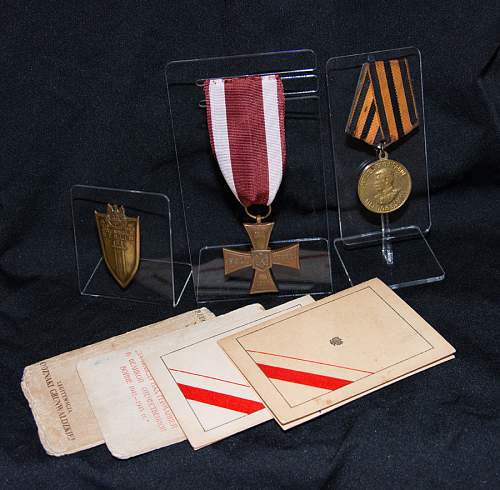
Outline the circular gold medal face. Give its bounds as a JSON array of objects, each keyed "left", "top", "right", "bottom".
[{"left": 357, "top": 158, "right": 412, "bottom": 214}]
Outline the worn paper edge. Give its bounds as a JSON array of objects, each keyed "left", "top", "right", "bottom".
[{"left": 21, "top": 307, "right": 213, "bottom": 456}]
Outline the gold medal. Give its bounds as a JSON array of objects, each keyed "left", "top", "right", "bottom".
[
  {"left": 95, "top": 204, "right": 140, "bottom": 288},
  {"left": 346, "top": 58, "right": 419, "bottom": 215},
  {"left": 358, "top": 152, "right": 412, "bottom": 214}
]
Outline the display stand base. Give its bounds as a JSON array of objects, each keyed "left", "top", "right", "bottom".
[
  {"left": 334, "top": 226, "right": 444, "bottom": 289},
  {"left": 195, "top": 238, "right": 332, "bottom": 303},
  {"left": 81, "top": 258, "right": 192, "bottom": 306}
]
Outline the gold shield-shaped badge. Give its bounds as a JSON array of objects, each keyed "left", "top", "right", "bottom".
[{"left": 95, "top": 204, "right": 140, "bottom": 288}]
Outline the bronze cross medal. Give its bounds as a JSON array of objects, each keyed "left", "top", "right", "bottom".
[{"left": 223, "top": 218, "right": 300, "bottom": 294}]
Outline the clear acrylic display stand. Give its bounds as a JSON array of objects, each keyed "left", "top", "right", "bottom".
[
  {"left": 326, "top": 47, "right": 444, "bottom": 289},
  {"left": 166, "top": 49, "right": 333, "bottom": 303},
  {"left": 71, "top": 185, "right": 191, "bottom": 306}
]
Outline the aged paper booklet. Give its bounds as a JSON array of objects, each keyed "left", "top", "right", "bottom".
[
  {"left": 77, "top": 304, "right": 264, "bottom": 458},
  {"left": 219, "top": 279, "right": 455, "bottom": 426},
  {"left": 21, "top": 308, "right": 214, "bottom": 456},
  {"left": 143, "top": 297, "right": 314, "bottom": 450}
]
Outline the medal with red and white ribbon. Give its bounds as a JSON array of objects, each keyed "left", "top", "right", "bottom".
[{"left": 204, "top": 74, "right": 300, "bottom": 294}]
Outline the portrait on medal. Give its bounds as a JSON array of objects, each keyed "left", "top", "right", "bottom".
[{"left": 373, "top": 167, "right": 401, "bottom": 206}]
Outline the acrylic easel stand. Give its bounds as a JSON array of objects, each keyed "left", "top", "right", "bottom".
[
  {"left": 71, "top": 185, "right": 191, "bottom": 306},
  {"left": 327, "top": 47, "right": 444, "bottom": 289},
  {"left": 166, "top": 49, "right": 333, "bottom": 303}
]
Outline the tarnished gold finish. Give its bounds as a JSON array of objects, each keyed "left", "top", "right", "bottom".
[
  {"left": 223, "top": 218, "right": 300, "bottom": 294},
  {"left": 95, "top": 204, "right": 140, "bottom": 288},
  {"left": 358, "top": 156, "right": 412, "bottom": 214}
]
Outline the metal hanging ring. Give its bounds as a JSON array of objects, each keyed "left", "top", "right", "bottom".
[
  {"left": 245, "top": 205, "right": 272, "bottom": 221},
  {"left": 377, "top": 149, "right": 388, "bottom": 159},
  {"left": 376, "top": 141, "right": 388, "bottom": 160}
]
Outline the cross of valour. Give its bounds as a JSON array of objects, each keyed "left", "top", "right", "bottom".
[{"left": 223, "top": 218, "right": 300, "bottom": 294}]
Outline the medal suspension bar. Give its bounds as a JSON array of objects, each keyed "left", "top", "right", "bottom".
[{"left": 197, "top": 71, "right": 318, "bottom": 108}]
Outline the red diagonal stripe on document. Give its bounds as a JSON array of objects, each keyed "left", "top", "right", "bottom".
[
  {"left": 257, "top": 363, "right": 353, "bottom": 391},
  {"left": 177, "top": 383, "right": 265, "bottom": 415}
]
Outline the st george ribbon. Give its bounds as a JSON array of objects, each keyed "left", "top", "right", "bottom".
[{"left": 204, "top": 74, "right": 300, "bottom": 294}]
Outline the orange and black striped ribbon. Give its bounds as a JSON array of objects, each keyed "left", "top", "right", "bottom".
[{"left": 346, "top": 58, "right": 419, "bottom": 147}]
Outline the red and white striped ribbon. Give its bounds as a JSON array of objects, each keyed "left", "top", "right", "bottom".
[{"left": 204, "top": 74, "right": 286, "bottom": 207}]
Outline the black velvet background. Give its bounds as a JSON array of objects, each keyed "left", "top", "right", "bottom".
[{"left": 1, "top": 1, "right": 500, "bottom": 488}]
